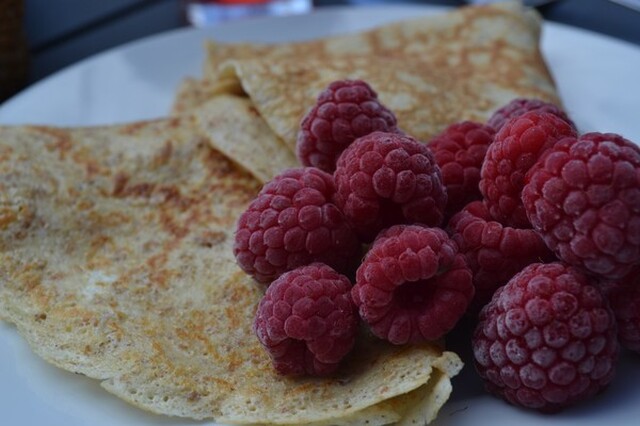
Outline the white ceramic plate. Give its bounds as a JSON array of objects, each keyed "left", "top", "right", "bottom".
[{"left": 0, "top": 5, "right": 639, "bottom": 426}]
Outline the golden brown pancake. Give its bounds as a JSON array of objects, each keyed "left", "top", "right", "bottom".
[
  {"left": 193, "top": 95, "right": 297, "bottom": 183},
  {"left": 0, "top": 116, "right": 461, "bottom": 423},
  {"left": 173, "top": 1, "right": 559, "bottom": 159}
]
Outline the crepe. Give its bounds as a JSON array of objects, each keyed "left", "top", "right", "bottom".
[
  {"left": 202, "top": 1, "right": 548, "bottom": 81},
  {"left": 194, "top": 95, "right": 297, "bottom": 183},
  {"left": 219, "top": 52, "right": 558, "bottom": 153},
  {"left": 173, "top": 77, "right": 244, "bottom": 116},
  {"left": 171, "top": 1, "right": 559, "bottom": 165},
  {"left": 0, "top": 117, "right": 462, "bottom": 424}
]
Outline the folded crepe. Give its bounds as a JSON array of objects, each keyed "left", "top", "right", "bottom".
[
  {"left": 173, "top": 0, "right": 559, "bottom": 158},
  {"left": 193, "top": 95, "right": 298, "bottom": 183},
  {"left": 0, "top": 113, "right": 461, "bottom": 424}
]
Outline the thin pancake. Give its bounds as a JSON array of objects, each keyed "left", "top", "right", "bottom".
[
  {"left": 0, "top": 118, "right": 461, "bottom": 423},
  {"left": 194, "top": 95, "right": 297, "bottom": 183},
  {"left": 219, "top": 51, "right": 558, "bottom": 152},
  {"left": 203, "top": 1, "right": 548, "bottom": 81},
  {"left": 175, "top": 1, "right": 553, "bottom": 114},
  {"left": 175, "top": 1, "right": 559, "bottom": 156},
  {"left": 172, "top": 76, "right": 244, "bottom": 116}
]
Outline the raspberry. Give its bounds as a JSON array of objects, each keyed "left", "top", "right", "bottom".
[
  {"left": 428, "top": 121, "right": 495, "bottom": 218},
  {"left": 234, "top": 167, "right": 360, "bottom": 284},
  {"left": 351, "top": 225, "right": 473, "bottom": 345},
  {"left": 522, "top": 132, "right": 640, "bottom": 279},
  {"left": 479, "top": 111, "right": 577, "bottom": 228},
  {"left": 254, "top": 263, "right": 358, "bottom": 376},
  {"left": 334, "top": 131, "right": 447, "bottom": 242},
  {"left": 297, "top": 80, "right": 397, "bottom": 173},
  {"left": 487, "top": 98, "right": 576, "bottom": 132},
  {"left": 607, "top": 270, "right": 640, "bottom": 353},
  {"left": 473, "top": 262, "right": 619, "bottom": 412},
  {"left": 449, "top": 201, "right": 555, "bottom": 312}
]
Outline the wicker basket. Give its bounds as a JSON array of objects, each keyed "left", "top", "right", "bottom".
[{"left": 0, "top": 0, "right": 28, "bottom": 101}]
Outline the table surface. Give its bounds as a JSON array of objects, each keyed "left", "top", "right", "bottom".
[{"left": 3, "top": 0, "right": 639, "bottom": 103}]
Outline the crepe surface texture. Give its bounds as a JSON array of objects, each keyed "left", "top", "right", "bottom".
[
  {"left": 193, "top": 95, "right": 298, "bottom": 183},
  {"left": 0, "top": 117, "right": 462, "bottom": 424}
]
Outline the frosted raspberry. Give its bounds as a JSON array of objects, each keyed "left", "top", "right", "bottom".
[
  {"left": 607, "top": 270, "right": 640, "bottom": 353},
  {"left": 234, "top": 167, "right": 360, "bottom": 284},
  {"left": 479, "top": 111, "right": 577, "bottom": 228},
  {"left": 254, "top": 263, "right": 358, "bottom": 376},
  {"left": 449, "top": 201, "right": 555, "bottom": 312},
  {"left": 428, "top": 121, "right": 495, "bottom": 218},
  {"left": 352, "top": 225, "right": 473, "bottom": 345},
  {"left": 297, "top": 80, "right": 397, "bottom": 173},
  {"left": 487, "top": 98, "right": 576, "bottom": 132},
  {"left": 334, "top": 131, "right": 447, "bottom": 242},
  {"left": 473, "top": 262, "right": 619, "bottom": 412},
  {"left": 522, "top": 132, "right": 640, "bottom": 279}
]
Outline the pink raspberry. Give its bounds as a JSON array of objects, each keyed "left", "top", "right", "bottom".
[
  {"left": 296, "top": 80, "right": 397, "bottom": 173},
  {"left": 606, "top": 270, "right": 640, "bottom": 353},
  {"left": 479, "top": 111, "right": 577, "bottom": 228},
  {"left": 487, "top": 98, "right": 576, "bottom": 133},
  {"left": 473, "top": 262, "right": 619, "bottom": 412},
  {"left": 334, "top": 131, "right": 447, "bottom": 242},
  {"left": 448, "top": 201, "right": 555, "bottom": 312},
  {"left": 234, "top": 167, "right": 360, "bottom": 284},
  {"left": 428, "top": 121, "right": 495, "bottom": 218},
  {"left": 522, "top": 132, "right": 640, "bottom": 279},
  {"left": 351, "top": 225, "right": 473, "bottom": 345},
  {"left": 254, "top": 263, "right": 358, "bottom": 376}
]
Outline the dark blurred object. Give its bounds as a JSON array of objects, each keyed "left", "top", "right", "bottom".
[
  {"left": 24, "top": 0, "right": 184, "bottom": 82},
  {"left": 0, "top": 0, "right": 29, "bottom": 101}
]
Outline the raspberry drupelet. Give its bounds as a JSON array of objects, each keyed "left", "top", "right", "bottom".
[
  {"left": 448, "top": 201, "right": 555, "bottom": 312},
  {"left": 472, "top": 262, "right": 619, "bottom": 412},
  {"left": 297, "top": 80, "right": 397, "bottom": 173},
  {"left": 487, "top": 98, "right": 576, "bottom": 133},
  {"left": 428, "top": 121, "right": 495, "bottom": 219},
  {"left": 234, "top": 167, "right": 360, "bottom": 284},
  {"left": 522, "top": 132, "right": 640, "bottom": 280},
  {"left": 479, "top": 111, "right": 577, "bottom": 228},
  {"left": 351, "top": 225, "right": 474, "bottom": 345},
  {"left": 254, "top": 263, "right": 359, "bottom": 376},
  {"left": 334, "top": 131, "right": 447, "bottom": 242}
]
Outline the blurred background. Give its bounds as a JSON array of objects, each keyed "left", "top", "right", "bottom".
[{"left": 1, "top": 0, "right": 639, "bottom": 102}]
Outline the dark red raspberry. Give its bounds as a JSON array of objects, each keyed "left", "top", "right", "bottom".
[
  {"left": 296, "top": 80, "right": 397, "bottom": 173},
  {"left": 473, "top": 262, "right": 619, "bottom": 412},
  {"left": 254, "top": 263, "right": 358, "bottom": 376},
  {"left": 334, "top": 131, "right": 447, "bottom": 242},
  {"left": 479, "top": 111, "right": 577, "bottom": 228},
  {"left": 352, "top": 225, "right": 473, "bottom": 345},
  {"left": 234, "top": 167, "right": 360, "bottom": 284},
  {"left": 607, "top": 270, "right": 640, "bottom": 353},
  {"left": 522, "top": 132, "right": 640, "bottom": 280},
  {"left": 449, "top": 201, "right": 555, "bottom": 312},
  {"left": 428, "top": 121, "right": 495, "bottom": 218},
  {"left": 487, "top": 98, "right": 576, "bottom": 133}
]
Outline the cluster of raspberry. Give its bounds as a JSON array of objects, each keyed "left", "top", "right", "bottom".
[{"left": 233, "top": 80, "right": 640, "bottom": 412}]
